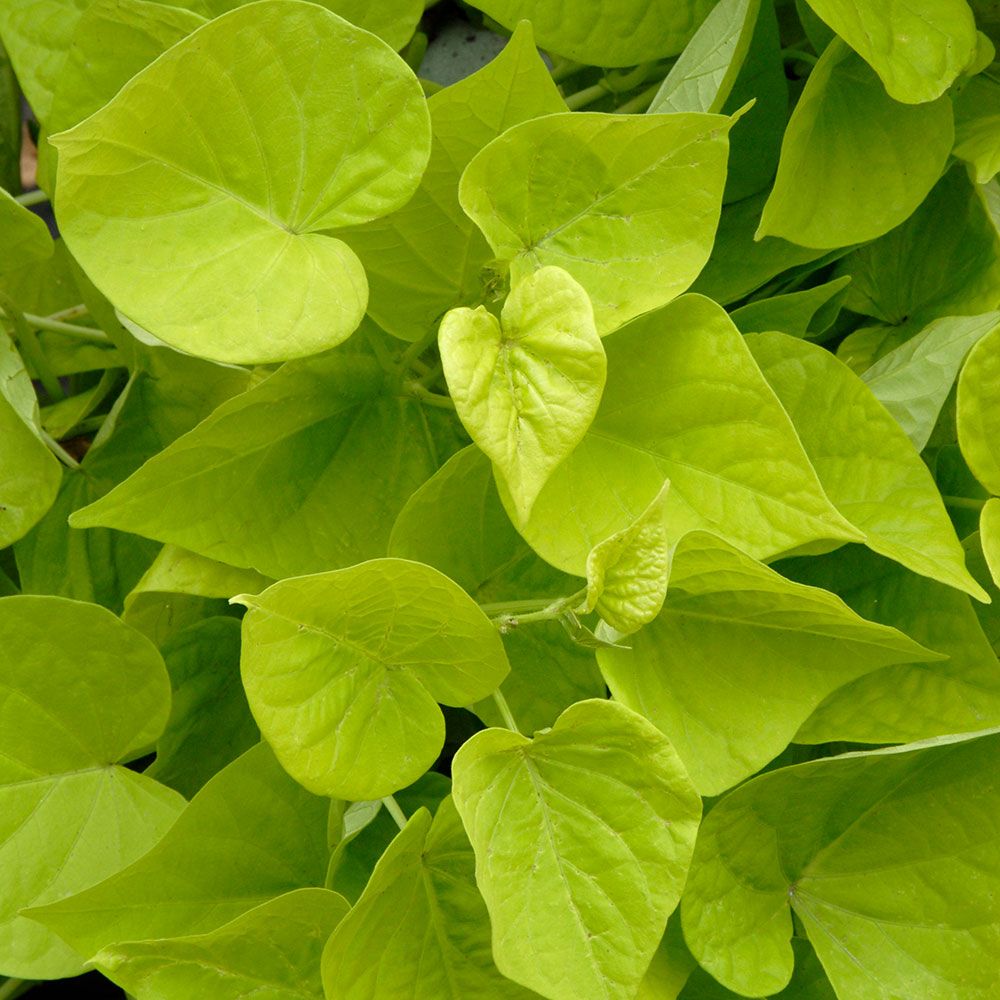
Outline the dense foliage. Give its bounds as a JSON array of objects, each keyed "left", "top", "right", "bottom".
[{"left": 2, "top": 0, "right": 1000, "bottom": 997}]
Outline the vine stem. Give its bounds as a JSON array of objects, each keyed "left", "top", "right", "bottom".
[
  {"left": 492, "top": 689, "right": 521, "bottom": 734},
  {"left": 40, "top": 430, "right": 81, "bottom": 470},
  {"left": 405, "top": 382, "right": 455, "bottom": 410},
  {"left": 564, "top": 80, "right": 609, "bottom": 111},
  {"left": 0, "top": 978, "right": 32, "bottom": 1000},
  {"left": 23, "top": 313, "right": 109, "bottom": 346},
  {"left": 943, "top": 495, "right": 987, "bottom": 511},
  {"left": 486, "top": 589, "right": 588, "bottom": 632},
  {"left": 782, "top": 47, "right": 818, "bottom": 66},
  {"left": 14, "top": 189, "right": 47, "bottom": 207},
  {"left": 382, "top": 794, "right": 408, "bottom": 832},
  {"left": 617, "top": 80, "right": 663, "bottom": 115}
]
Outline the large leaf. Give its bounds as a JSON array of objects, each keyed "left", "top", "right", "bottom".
[
  {"left": 441, "top": 266, "right": 606, "bottom": 519},
  {"left": 238, "top": 559, "right": 510, "bottom": 800},
  {"left": 466, "top": 0, "right": 715, "bottom": 66},
  {"left": 452, "top": 699, "right": 702, "bottom": 1000},
  {"left": 802, "top": 0, "right": 977, "bottom": 103},
  {"left": 758, "top": 41, "right": 954, "bottom": 248},
  {"left": 958, "top": 323, "right": 1000, "bottom": 494},
  {"left": 0, "top": 188, "right": 53, "bottom": 272},
  {"left": 597, "top": 532, "right": 937, "bottom": 793},
  {"left": 459, "top": 111, "right": 733, "bottom": 335},
  {"left": 322, "top": 799, "right": 529, "bottom": 999},
  {"left": 783, "top": 544, "right": 1000, "bottom": 744},
  {"left": 681, "top": 730, "right": 1000, "bottom": 999},
  {"left": 0, "top": 596, "right": 182, "bottom": 979},
  {"left": 96, "top": 889, "right": 348, "bottom": 1000},
  {"left": 649, "top": 0, "right": 760, "bottom": 114},
  {"left": 504, "top": 294, "right": 860, "bottom": 576},
  {"left": 954, "top": 74, "right": 1000, "bottom": 183},
  {"left": 52, "top": 0, "right": 431, "bottom": 363},
  {"left": 343, "top": 21, "right": 565, "bottom": 343},
  {"left": 839, "top": 167, "right": 1000, "bottom": 327},
  {"left": 388, "top": 446, "right": 604, "bottom": 735},
  {"left": 747, "top": 332, "right": 984, "bottom": 599},
  {"left": 860, "top": 312, "right": 1000, "bottom": 451},
  {"left": 983, "top": 499, "right": 1000, "bottom": 589},
  {"left": 69, "top": 347, "right": 459, "bottom": 579},
  {"left": 30, "top": 743, "right": 330, "bottom": 960}
]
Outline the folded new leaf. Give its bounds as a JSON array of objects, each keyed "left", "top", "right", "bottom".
[{"left": 441, "top": 266, "right": 606, "bottom": 520}]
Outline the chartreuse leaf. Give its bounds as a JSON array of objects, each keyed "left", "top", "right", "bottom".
[
  {"left": 839, "top": 167, "right": 1000, "bottom": 327},
  {"left": 344, "top": 21, "right": 565, "bottom": 342},
  {"left": 466, "top": 0, "right": 715, "bottom": 65},
  {"left": 504, "top": 294, "right": 860, "bottom": 576},
  {"left": 860, "top": 312, "right": 1000, "bottom": 451},
  {"left": 452, "top": 699, "right": 701, "bottom": 1000},
  {"left": 0, "top": 0, "right": 89, "bottom": 123},
  {"left": 0, "top": 334, "right": 61, "bottom": 547},
  {"left": 146, "top": 618, "right": 259, "bottom": 798},
  {"left": 323, "top": 798, "right": 529, "bottom": 998},
  {"left": 747, "top": 332, "right": 986, "bottom": 599},
  {"left": 583, "top": 480, "right": 670, "bottom": 635},
  {"left": 649, "top": 0, "right": 759, "bottom": 114},
  {"left": 0, "top": 188, "right": 53, "bottom": 272},
  {"left": 959, "top": 324, "right": 1000, "bottom": 494},
  {"left": 459, "top": 112, "right": 733, "bottom": 336},
  {"left": 52, "top": 0, "right": 431, "bottom": 364},
  {"left": 730, "top": 276, "right": 851, "bottom": 338},
  {"left": 441, "top": 266, "right": 606, "bottom": 519},
  {"left": 30, "top": 743, "right": 330, "bottom": 960},
  {"left": 783, "top": 544, "right": 1000, "bottom": 744},
  {"left": 597, "top": 532, "right": 940, "bottom": 794},
  {"left": 954, "top": 75, "right": 1000, "bottom": 183},
  {"left": 983, "top": 499, "right": 1000, "bottom": 588},
  {"left": 681, "top": 730, "right": 1000, "bottom": 999},
  {"left": 0, "top": 596, "right": 182, "bottom": 979},
  {"left": 96, "top": 888, "right": 348, "bottom": 1000},
  {"left": 389, "top": 446, "right": 604, "bottom": 735},
  {"left": 758, "top": 41, "right": 953, "bottom": 248},
  {"left": 238, "top": 559, "right": 509, "bottom": 800},
  {"left": 69, "top": 348, "right": 458, "bottom": 580},
  {"left": 47, "top": 0, "right": 204, "bottom": 135},
  {"left": 802, "top": 0, "right": 977, "bottom": 103},
  {"left": 638, "top": 916, "right": 696, "bottom": 1000}
]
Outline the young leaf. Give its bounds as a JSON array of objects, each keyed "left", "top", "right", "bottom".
[
  {"left": 344, "top": 21, "right": 566, "bottom": 343},
  {"left": 95, "top": 888, "right": 348, "bottom": 1000},
  {"left": 238, "top": 559, "right": 510, "bottom": 800},
  {"left": 52, "top": 0, "right": 431, "bottom": 363},
  {"left": 69, "top": 349, "right": 458, "bottom": 580},
  {"left": 983, "top": 499, "right": 1000, "bottom": 589},
  {"left": 30, "top": 743, "right": 331, "bottom": 960},
  {"left": 0, "top": 596, "right": 182, "bottom": 979},
  {"left": 323, "top": 799, "right": 529, "bottom": 998},
  {"left": 583, "top": 479, "right": 671, "bottom": 635},
  {"left": 649, "top": 0, "right": 760, "bottom": 114},
  {"left": 801, "top": 0, "right": 977, "bottom": 103},
  {"left": 441, "top": 266, "right": 606, "bottom": 520},
  {"left": 681, "top": 729, "right": 1000, "bottom": 999},
  {"left": 747, "top": 331, "right": 986, "bottom": 599},
  {"left": 389, "top": 446, "right": 605, "bottom": 734},
  {"left": 145, "top": 618, "right": 259, "bottom": 798},
  {"left": 466, "top": 0, "right": 716, "bottom": 66},
  {"left": 452, "top": 699, "right": 702, "bottom": 1000},
  {"left": 597, "top": 531, "right": 941, "bottom": 794},
  {"left": 958, "top": 324, "right": 1000, "bottom": 494},
  {"left": 504, "top": 294, "right": 860, "bottom": 576},
  {"left": 459, "top": 111, "right": 734, "bottom": 335},
  {"left": 758, "top": 41, "right": 954, "bottom": 248},
  {"left": 784, "top": 544, "right": 1000, "bottom": 744},
  {"left": 859, "top": 312, "right": 1000, "bottom": 451}
]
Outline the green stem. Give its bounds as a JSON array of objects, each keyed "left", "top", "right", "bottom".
[
  {"left": 14, "top": 189, "right": 47, "bottom": 207},
  {"left": 782, "top": 47, "right": 818, "bottom": 66},
  {"left": 0, "top": 978, "right": 33, "bottom": 999},
  {"left": 405, "top": 382, "right": 455, "bottom": 410},
  {"left": 616, "top": 80, "right": 663, "bottom": 114},
  {"left": 24, "top": 313, "right": 109, "bottom": 346},
  {"left": 549, "top": 56, "right": 583, "bottom": 83},
  {"left": 382, "top": 794, "right": 408, "bottom": 831},
  {"left": 44, "top": 303, "right": 89, "bottom": 323},
  {"left": 943, "top": 495, "right": 988, "bottom": 511},
  {"left": 40, "top": 430, "right": 81, "bottom": 470},
  {"left": 564, "top": 80, "right": 609, "bottom": 111},
  {"left": 0, "top": 294, "right": 65, "bottom": 401},
  {"left": 398, "top": 326, "right": 439, "bottom": 372},
  {"left": 488, "top": 588, "right": 588, "bottom": 631},
  {"left": 492, "top": 689, "right": 521, "bottom": 735},
  {"left": 362, "top": 325, "right": 399, "bottom": 376},
  {"left": 479, "top": 597, "right": 553, "bottom": 616},
  {"left": 416, "top": 360, "right": 444, "bottom": 388}
]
